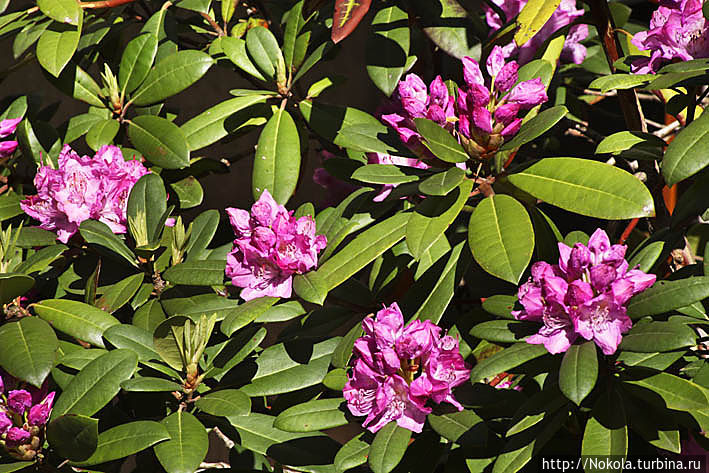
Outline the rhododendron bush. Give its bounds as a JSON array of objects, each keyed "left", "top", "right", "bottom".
[{"left": 0, "top": 0, "right": 708, "bottom": 471}]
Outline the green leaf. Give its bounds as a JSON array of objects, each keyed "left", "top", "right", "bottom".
[
  {"left": 37, "top": 0, "right": 81, "bottom": 25},
  {"left": 366, "top": 5, "right": 410, "bottom": 97},
  {"left": 663, "top": 108, "right": 709, "bottom": 185},
  {"left": 293, "top": 41, "right": 333, "bottom": 82},
  {"left": 126, "top": 173, "right": 168, "bottom": 248},
  {"left": 622, "top": 370, "right": 708, "bottom": 412},
  {"left": 0, "top": 317, "right": 57, "bottom": 387},
  {"left": 227, "top": 413, "right": 318, "bottom": 456},
  {"left": 47, "top": 414, "right": 98, "bottom": 462},
  {"left": 514, "top": 0, "right": 561, "bottom": 46},
  {"left": 559, "top": 341, "right": 598, "bottom": 405},
  {"left": 245, "top": 26, "right": 284, "bottom": 80},
  {"left": 428, "top": 409, "right": 486, "bottom": 445},
  {"left": 181, "top": 95, "right": 269, "bottom": 151},
  {"left": 581, "top": 390, "right": 627, "bottom": 471},
  {"left": 240, "top": 338, "right": 338, "bottom": 396},
  {"left": 154, "top": 411, "right": 208, "bottom": 473},
  {"left": 482, "top": 294, "right": 518, "bottom": 320},
  {"left": 470, "top": 343, "right": 548, "bottom": 383},
  {"left": 407, "top": 179, "right": 472, "bottom": 260},
  {"left": 252, "top": 108, "right": 300, "bottom": 205},
  {"left": 299, "top": 99, "right": 382, "bottom": 148},
  {"left": 96, "top": 273, "right": 144, "bottom": 313},
  {"left": 468, "top": 194, "right": 534, "bottom": 284},
  {"left": 589, "top": 73, "right": 655, "bottom": 93},
  {"left": 103, "top": 324, "right": 159, "bottom": 361},
  {"left": 84, "top": 119, "right": 119, "bottom": 151},
  {"left": 283, "top": 1, "right": 307, "bottom": 72},
  {"left": 34, "top": 299, "right": 120, "bottom": 348},
  {"left": 79, "top": 220, "right": 137, "bottom": 267},
  {"left": 162, "top": 260, "right": 226, "bottom": 286},
  {"left": 133, "top": 299, "right": 167, "bottom": 333},
  {"left": 0, "top": 273, "right": 34, "bottom": 305},
  {"left": 153, "top": 315, "right": 190, "bottom": 371},
  {"left": 36, "top": 21, "right": 80, "bottom": 77},
  {"left": 52, "top": 349, "right": 138, "bottom": 418},
  {"left": 0, "top": 463, "right": 34, "bottom": 473},
  {"left": 14, "top": 227, "right": 57, "bottom": 248},
  {"left": 119, "top": 33, "right": 158, "bottom": 94},
  {"left": 184, "top": 209, "right": 219, "bottom": 260},
  {"left": 120, "top": 377, "right": 182, "bottom": 392},
  {"left": 162, "top": 294, "right": 237, "bottom": 321},
  {"left": 274, "top": 398, "right": 348, "bottom": 432},
  {"left": 469, "top": 320, "right": 537, "bottom": 343},
  {"left": 221, "top": 296, "right": 278, "bottom": 336},
  {"left": 368, "top": 422, "right": 411, "bottom": 473},
  {"left": 500, "top": 106, "right": 567, "bottom": 151},
  {"left": 414, "top": 118, "right": 468, "bottom": 163},
  {"left": 410, "top": 0, "right": 480, "bottom": 59},
  {"left": 48, "top": 63, "right": 104, "bottom": 107},
  {"left": 0, "top": 193, "right": 22, "bottom": 221},
  {"left": 293, "top": 212, "right": 409, "bottom": 304},
  {"left": 72, "top": 421, "right": 169, "bottom": 466},
  {"left": 16, "top": 118, "right": 61, "bottom": 167},
  {"left": 619, "top": 321, "right": 697, "bottom": 352},
  {"left": 507, "top": 157, "right": 655, "bottom": 219},
  {"left": 596, "top": 131, "right": 666, "bottom": 160},
  {"left": 64, "top": 112, "right": 104, "bottom": 143},
  {"left": 132, "top": 50, "right": 213, "bottom": 106},
  {"left": 627, "top": 277, "right": 709, "bottom": 318},
  {"left": 14, "top": 244, "right": 67, "bottom": 274},
  {"left": 418, "top": 167, "right": 465, "bottom": 196},
  {"left": 128, "top": 115, "right": 190, "bottom": 169},
  {"left": 351, "top": 164, "right": 422, "bottom": 185},
  {"left": 334, "top": 433, "right": 369, "bottom": 472},
  {"left": 170, "top": 176, "right": 203, "bottom": 209},
  {"left": 222, "top": 36, "right": 267, "bottom": 81},
  {"left": 195, "top": 389, "right": 250, "bottom": 416}
]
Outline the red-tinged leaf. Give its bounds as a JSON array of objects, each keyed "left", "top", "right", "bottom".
[{"left": 332, "top": 0, "right": 372, "bottom": 43}]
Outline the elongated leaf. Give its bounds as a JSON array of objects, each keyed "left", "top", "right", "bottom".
[
  {"left": 507, "top": 158, "right": 655, "bottom": 219},
  {"left": 470, "top": 343, "right": 548, "bottom": 383},
  {"left": 121, "top": 377, "right": 182, "bottom": 392},
  {"left": 14, "top": 244, "right": 67, "bottom": 275},
  {"left": 368, "top": 421, "right": 411, "bottom": 473},
  {"left": 469, "top": 320, "right": 537, "bottom": 343},
  {"left": 222, "top": 36, "right": 267, "bottom": 81},
  {"left": 335, "top": 433, "right": 369, "bottom": 472},
  {"left": 351, "top": 164, "right": 422, "bottom": 185},
  {"left": 589, "top": 73, "right": 655, "bottom": 93},
  {"left": 581, "top": 390, "right": 627, "bottom": 470},
  {"left": 80, "top": 220, "right": 137, "bottom": 267},
  {"left": 128, "top": 115, "right": 190, "bottom": 169},
  {"left": 221, "top": 296, "right": 278, "bottom": 336},
  {"left": 468, "top": 194, "right": 534, "bottom": 284},
  {"left": 126, "top": 173, "right": 167, "bottom": 248},
  {"left": 0, "top": 317, "right": 57, "bottom": 387},
  {"left": 332, "top": 0, "right": 372, "bottom": 43},
  {"left": 132, "top": 50, "right": 213, "bottom": 106},
  {"left": 0, "top": 193, "right": 22, "bottom": 221},
  {"left": 37, "top": 0, "right": 81, "bottom": 25},
  {"left": 133, "top": 299, "right": 167, "bottom": 332},
  {"left": 245, "top": 26, "right": 284, "bottom": 81},
  {"left": 663, "top": 109, "right": 709, "bottom": 185},
  {"left": 34, "top": 299, "right": 120, "bottom": 348},
  {"left": 429, "top": 410, "right": 486, "bottom": 445},
  {"left": 515, "top": 0, "right": 561, "bottom": 46},
  {"left": 622, "top": 370, "right": 708, "bottom": 412},
  {"left": 52, "top": 349, "right": 138, "bottom": 418},
  {"left": 366, "top": 5, "right": 410, "bottom": 97},
  {"left": 72, "top": 421, "right": 169, "bottom": 466},
  {"left": 293, "top": 213, "right": 409, "bottom": 304},
  {"left": 48, "top": 63, "right": 104, "bottom": 107},
  {"left": 419, "top": 167, "right": 465, "bottom": 196},
  {"left": 559, "top": 341, "right": 598, "bottom": 405},
  {"left": 153, "top": 315, "right": 190, "bottom": 371},
  {"left": 0, "top": 273, "right": 33, "bottom": 306},
  {"left": 627, "top": 277, "right": 709, "bottom": 318},
  {"left": 500, "top": 106, "right": 567, "bottom": 151},
  {"left": 96, "top": 273, "right": 144, "bottom": 313},
  {"left": 103, "top": 324, "right": 159, "bottom": 361},
  {"left": 184, "top": 209, "right": 219, "bottom": 260},
  {"left": 85, "top": 118, "right": 119, "bottom": 151},
  {"left": 619, "top": 321, "right": 697, "bottom": 352},
  {"left": 299, "top": 99, "right": 382, "bottom": 147},
  {"left": 274, "top": 398, "right": 348, "bottom": 432},
  {"left": 36, "top": 22, "right": 80, "bottom": 77},
  {"left": 227, "top": 413, "right": 318, "bottom": 455},
  {"left": 414, "top": 118, "right": 468, "bottom": 163},
  {"left": 162, "top": 260, "right": 226, "bottom": 286},
  {"left": 181, "top": 95, "right": 269, "bottom": 151},
  {"left": 154, "top": 411, "right": 208, "bottom": 473},
  {"left": 408, "top": 179, "right": 472, "bottom": 259},
  {"left": 195, "top": 389, "right": 250, "bottom": 416},
  {"left": 252, "top": 109, "right": 300, "bottom": 204},
  {"left": 47, "top": 414, "right": 98, "bottom": 462},
  {"left": 283, "top": 1, "right": 307, "bottom": 72},
  {"left": 409, "top": 0, "right": 480, "bottom": 59},
  {"left": 119, "top": 33, "right": 158, "bottom": 94}
]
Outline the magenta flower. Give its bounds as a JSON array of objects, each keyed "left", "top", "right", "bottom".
[
  {"left": 0, "top": 411, "right": 11, "bottom": 435},
  {"left": 5, "top": 427, "right": 30, "bottom": 448},
  {"left": 6, "top": 390, "right": 31, "bottom": 414},
  {"left": 20, "top": 145, "right": 149, "bottom": 243},
  {"left": 0, "top": 117, "right": 21, "bottom": 159},
  {"left": 484, "top": 0, "right": 588, "bottom": 65},
  {"left": 225, "top": 189, "right": 327, "bottom": 301},
  {"left": 344, "top": 303, "right": 470, "bottom": 433},
  {"left": 632, "top": 0, "right": 709, "bottom": 73},
  {"left": 513, "top": 229, "right": 656, "bottom": 355},
  {"left": 28, "top": 392, "right": 55, "bottom": 426}
]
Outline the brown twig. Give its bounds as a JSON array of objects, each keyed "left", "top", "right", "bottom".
[{"left": 200, "top": 12, "right": 226, "bottom": 36}]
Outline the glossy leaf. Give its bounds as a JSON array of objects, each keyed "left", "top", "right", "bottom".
[
  {"left": 500, "top": 106, "right": 567, "bottom": 151},
  {"left": 96, "top": 273, "right": 144, "bottom": 313},
  {"left": 469, "top": 320, "right": 537, "bottom": 343},
  {"left": 131, "top": 50, "right": 213, "bottom": 106},
  {"left": 72, "top": 421, "right": 169, "bottom": 466},
  {"left": 274, "top": 398, "right": 348, "bottom": 432},
  {"left": 120, "top": 377, "right": 182, "bottom": 392},
  {"left": 627, "top": 277, "right": 709, "bottom": 318},
  {"left": 619, "top": 321, "right": 697, "bottom": 352},
  {"left": 515, "top": 0, "right": 561, "bottom": 46},
  {"left": 153, "top": 315, "right": 190, "bottom": 371},
  {"left": 128, "top": 115, "right": 190, "bottom": 169},
  {"left": 351, "top": 164, "right": 422, "bottom": 185},
  {"left": 162, "top": 260, "right": 226, "bottom": 286},
  {"left": 414, "top": 118, "right": 468, "bottom": 163},
  {"left": 559, "top": 341, "right": 598, "bottom": 405},
  {"left": 126, "top": 173, "right": 168, "bottom": 248},
  {"left": 366, "top": 5, "right": 410, "bottom": 97},
  {"left": 418, "top": 167, "right": 465, "bottom": 196},
  {"left": 34, "top": 299, "right": 120, "bottom": 348},
  {"left": 332, "top": 0, "right": 372, "bottom": 43},
  {"left": 119, "top": 33, "right": 158, "bottom": 94},
  {"left": 222, "top": 36, "right": 267, "bottom": 81},
  {"left": 410, "top": 0, "right": 480, "bottom": 59},
  {"left": 221, "top": 296, "right": 278, "bottom": 336},
  {"left": 589, "top": 73, "right": 654, "bottom": 93},
  {"left": 368, "top": 421, "right": 411, "bottom": 473},
  {"left": 36, "top": 22, "right": 80, "bottom": 77},
  {"left": 0, "top": 273, "right": 34, "bottom": 306},
  {"left": 252, "top": 108, "right": 300, "bottom": 204},
  {"left": 37, "top": 0, "right": 81, "bottom": 25},
  {"left": 581, "top": 390, "right": 628, "bottom": 469},
  {"left": 507, "top": 158, "right": 655, "bottom": 219},
  {"left": 52, "top": 349, "right": 138, "bottom": 418},
  {"left": 79, "top": 220, "right": 137, "bottom": 267},
  {"left": 470, "top": 343, "right": 548, "bottom": 383},
  {"left": 334, "top": 433, "right": 369, "bottom": 472},
  {"left": 468, "top": 194, "right": 534, "bottom": 284},
  {"left": 245, "top": 26, "right": 284, "bottom": 80},
  {"left": 622, "top": 371, "right": 708, "bottom": 412},
  {"left": 428, "top": 410, "right": 486, "bottom": 445},
  {"left": 14, "top": 244, "right": 67, "bottom": 274},
  {"left": 133, "top": 299, "right": 167, "bottom": 333},
  {"left": 48, "top": 63, "right": 104, "bottom": 107},
  {"left": 663, "top": 109, "right": 709, "bottom": 185},
  {"left": 195, "top": 389, "right": 251, "bottom": 417},
  {"left": 103, "top": 324, "right": 159, "bottom": 361},
  {"left": 47, "top": 414, "right": 98, "bottom": 462},
  {"left": 0, "top": 316, "right": 57, "bottom": 387},
  {"left": 154, "top": 411, "right": 208, "bottom": 473}
]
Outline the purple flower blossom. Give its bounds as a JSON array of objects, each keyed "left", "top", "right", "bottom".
[
  {"left": 6, "top": 390, "right": 31, "bottom": 414},
  {"left": 0, "top": 118, "right": 21, "bottom": 139},
  {"left": 0, "top": 411, "right": 11, "bottom": 435},
  {"left": 20, "top": 145, "right": 149, "bottom": 243},
  {"left": 632, "top": 0, "right": 709, "bottom": 73},
  {"left": 514, "top": 229, "right": 656, "bottom": 355},
  {"left": 344, "top": 303, "right": 470, "bottom": 433},
  {"left": 5, "top": 427, "right": 30, "bottom": 448},
  {"left": 225, "top": 189, "right": 326, "bottom": 300},
  {"left": 0, "top": 141, "right": 17, "bottom": 158},
  {"left": 28, "top": 392, "right": 54, "bottom": 426},
  {"left": 484, "top": 0, "right": 588, "bottom": 65}
]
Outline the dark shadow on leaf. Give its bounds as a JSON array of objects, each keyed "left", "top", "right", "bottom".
[
  {"left": 366, "top": 34, "right": 407, "bottom": 68},
  {"left": 266, "top": 436, "right": 339, "bottom": 466}
]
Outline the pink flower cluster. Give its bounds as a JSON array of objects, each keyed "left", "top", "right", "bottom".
[
  {"left": 0, "top": 373, "right": 55, "bottom": 461},
  {"left": 381, "top": 48, "right": 548, "bottom": 162},
  {"left": 225, "top": 189, "right": 327, "bottom": 301},
  {"left": 484, "top": 0, "right": 588, "bottom": 65},
  {"left": 344, "top": 303, "right": 470, "bottom": 433},
  {"left": 631, "top": 0, "right": 709, "bottom": 74},
  {"left": 0, "top": 118, "right": 21, "bottom": 158},
  {"left": 20, "top": 145, "right": 149, "bottom": 243},
  {"left": 513, "top": 229, "right": 656, "bottom": 355}
]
